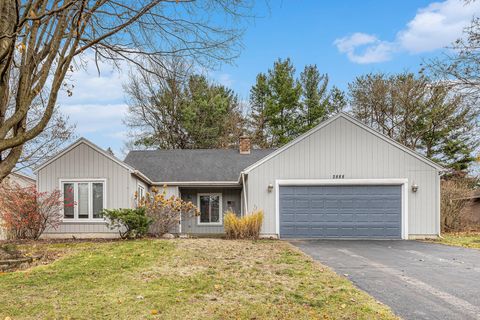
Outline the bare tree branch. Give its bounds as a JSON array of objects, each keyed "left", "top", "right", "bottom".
[{"left": 0, "top": 0, "right": 254, "bottom": 181}]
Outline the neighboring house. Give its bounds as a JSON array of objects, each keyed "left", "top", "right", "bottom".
[
  {"left": 0, "top": 172, "right": 36, "bottom": 240},
  {"left": 2, "top": 171, "right": 36, "bottom": 188},
  {"left": 34, "top": 112, "right": 444, "bottom": 239},
  {"left": 462, "top": 191, "right": 480, "bottom": 227}
]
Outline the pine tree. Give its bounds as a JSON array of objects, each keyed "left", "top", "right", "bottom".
[
  {"left": 299, "top": 64, "right": 330, "bottom": 133},
  {"left": 248, "top": 58, "right": 345, "bottom": 147},
  {"left": 264, "top": 58, "right": 302, "bottom": 146},
  {"left": 249, "top": 73, "right": 270, "bottom": 148}
]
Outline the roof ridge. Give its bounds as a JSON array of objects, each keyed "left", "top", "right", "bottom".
[{"left": 126, "top": 148, "right": 275, "bottom": 153}]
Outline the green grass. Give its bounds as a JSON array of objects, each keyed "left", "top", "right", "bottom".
[
  {"left": 432, "top": 232, "right": 480, "bottom": 249},
  {"left": 0, "top": 239, "right": 398, "bottom": 320}
]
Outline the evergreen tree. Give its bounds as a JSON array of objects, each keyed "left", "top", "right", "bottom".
[
  {"left": 299, "top": 65, "right": 330, "bottom": 132},
  {"left": 248, "top": 58, "right": 345, "bottom": 147},
  {"left": 249, "top": 73, "right": 270, "bottom": 148},
  {"left": 125, "top": 61, "right": 244, "bottom": 150},
  {"left": 328, "top": 86, "right": 347, "bottom": 114},
  {"left": 182, "top": 75, "right": 244, "bottom": 148},
  {"left": 265, "top": 58, "right": 303, "bottom": 146}
]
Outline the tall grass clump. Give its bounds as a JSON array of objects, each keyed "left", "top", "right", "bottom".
[{"left": 224, "top": 210, "right": 263, "bottom": 239}]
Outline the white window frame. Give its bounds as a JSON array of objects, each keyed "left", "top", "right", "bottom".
[
  {"left": 59, "top": 178, "right": 107, "bottom": 222},
  {"left": 137, "top": 184, "right": 145, "bottom": 200},
  {"left": 197, "top": 193, "right": 223, "bottom": 225}
]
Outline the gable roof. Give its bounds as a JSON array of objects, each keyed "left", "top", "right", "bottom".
[
  {"left": 10, "top": 171, "right": 36, "bottom": 182},
  {"left": 124, "top": 149, "right": 274, "bottom": 184},
  {"left": 242, "top": 112, "right": 445, "bottom": 174},
  {"left": 33, "top": 138, "right": 136, "bottom": 173},
  {"left": 32, "top": 138, "right": 152, "bottom": 184}
]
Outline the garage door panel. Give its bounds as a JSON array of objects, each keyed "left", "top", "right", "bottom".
[{"left": 279, "top": 185, "right": 402, "bottom": 239}]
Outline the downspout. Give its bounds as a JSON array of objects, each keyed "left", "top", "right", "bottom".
[
  {"left": 437, "top": 170, "right": 447, "bottom": 239},
  {"left": 241, "top": 172, "right": 248, "bottom": 214}
]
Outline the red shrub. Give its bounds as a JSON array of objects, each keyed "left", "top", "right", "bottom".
[{"left": 0, "top": 185, "right": 64, "bottom": 240}]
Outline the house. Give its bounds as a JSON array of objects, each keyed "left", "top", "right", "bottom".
[
  {"left": 462, "top": 190, "right": 480, "bottom": 228},
  {"left": 34, "top": 112, "right": 444, "bottom": 239},
  {"left": 2, "top": 171, "right": 36, "bottom": 188},
  {"left": 0, "top": 172, "right": 36, "bottom": 240}
]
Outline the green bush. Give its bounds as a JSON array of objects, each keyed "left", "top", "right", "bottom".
[{"left": 102, "top": 207, "right": 151, "bottom": 239}]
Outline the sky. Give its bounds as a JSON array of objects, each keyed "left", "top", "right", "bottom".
[{"left": 56, "top": 0, "right": 480, "bottom": 158}]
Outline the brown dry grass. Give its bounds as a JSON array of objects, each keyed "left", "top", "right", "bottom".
[{"left": 0, "top": 239, "right": 398, "bottom": 319}]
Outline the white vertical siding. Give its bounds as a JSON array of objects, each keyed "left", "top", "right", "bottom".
[
  {"left": 38, "top": 142, "right": 134, "bottom": 235},
  {"left": 247, "top": 116, "right": 440, "bottom": 237}
]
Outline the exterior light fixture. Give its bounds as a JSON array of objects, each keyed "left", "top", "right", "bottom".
[
  {"left": 411, "top": 184, "right": 419, "bottom": 193},
  {"left": 267, "top": 184, "right": 274, "bottom": 192}
]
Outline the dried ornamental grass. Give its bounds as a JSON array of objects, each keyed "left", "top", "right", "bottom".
[{"left": 224, "top": 210, "right": 263, "bottom": 239}]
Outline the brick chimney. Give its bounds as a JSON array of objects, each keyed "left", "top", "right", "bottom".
[{"left": 239, "top": 136, "right": 251, "bottom": 154}]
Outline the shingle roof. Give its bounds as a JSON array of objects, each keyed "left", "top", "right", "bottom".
[{"left": 124, "top": 149, "right": 274, "bottom": 182}]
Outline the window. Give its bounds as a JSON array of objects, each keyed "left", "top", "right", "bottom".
[
  {"left": 198, "top": 193, "right": 222, "bottom": 225},
  {"left": 63, "top": 183, "right": 74, "bottom": 219},
  {"left": 137, "top": 185, "right": 145, "bottom": 200},
  {"left": 61, "top": 180, "right": 105, "bottom": 221}
]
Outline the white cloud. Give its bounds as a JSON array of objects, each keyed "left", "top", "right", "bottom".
[
  {"left": 334, "top": 33, "right": 395, "bottom": 64},
  {"left": 335, "top": 0, "right": 480, "bottom": 63},
  {"left": 59, "top": 55, "right": 131, "bottom": 105},
  {"left": 55, "top": 53, "right": 133, "bottom": 156},
  {"left": 61, "top": 103, "right": 128, "bottom": 134},
  {"left": 398, "top": 0, "right": 480, "bottom": 53}
]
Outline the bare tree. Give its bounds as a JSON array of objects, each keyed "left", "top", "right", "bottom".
[
  {"left": 349, "top": 72, "right": 479, "bottom": 173},
  {"left": 0, "top": 0, "right": 253, "bottom": 182},
  {"left": 1, "top": 68, "right": 76, "bottom": 171},
  {"left": 426, "top": 0, "right": 480, "bottom": 96},
  {"left": 125, "top": 57, "right": 192, "bottom": 149},
  {"left": 125, "top": 56, "right": 245, "bottom": 149}
]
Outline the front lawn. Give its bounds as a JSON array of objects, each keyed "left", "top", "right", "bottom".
[
  {"left": 0, "top": 239, "right": 398, "bottom": 320},
  {"left": 432, "top": 232, "right": 480, "bottom": 249}
]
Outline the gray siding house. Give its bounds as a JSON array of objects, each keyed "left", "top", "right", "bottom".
[{"left": 34, "top": 113, "right": 444, "bottom": 239}]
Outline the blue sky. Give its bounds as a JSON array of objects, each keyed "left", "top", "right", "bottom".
[{"left": 56, "top": 0, "right": 480, "bottom": 158}]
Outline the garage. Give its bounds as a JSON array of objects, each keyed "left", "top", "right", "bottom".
[
  {"left": 279, "top": 184, "right": 403, "bottom": 239},
  {"left": 243, "top": 113, "right": 443, "bottom": 239}
]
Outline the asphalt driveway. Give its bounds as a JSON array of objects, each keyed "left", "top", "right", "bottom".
[{"left": 290, "top": 240, "right": 480, "bottom": 320}]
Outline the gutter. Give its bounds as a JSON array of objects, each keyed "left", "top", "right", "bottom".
[
  {"left": 241, "top": 172, "right": 248, "bottom": 214},
  {"left": 149, "top": 181, "right": 240, "bottom": 187},
  {"left": 132, "top": 170, "right": 153, "bottom": 185}
]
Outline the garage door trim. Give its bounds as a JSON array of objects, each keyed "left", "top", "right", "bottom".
[{"left": 275, "top": 179, "right": 409, "bottom": 239}]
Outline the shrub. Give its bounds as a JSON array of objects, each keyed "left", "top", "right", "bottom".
[
  {"left": 102, "top": 207, "right": 151, "bottom": 239},
  {"left": 224, "top": 210, "right": 263, "bottom": 239},
  {"left": 441, "top": 178, "right": 477, "bottom": 232},
  {"left": 0, "top": 185, "right": 63, "bottom": 240},
  {"left": 137, "top": 186, "right": 199, "bottom": 236}
]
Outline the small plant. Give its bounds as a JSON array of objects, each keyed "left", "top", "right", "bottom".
[
  {"left": 102, "top": 207, "right": 151, "bottom": 239},
  {"left": 137, "top": 186, "right": 199, "bottom": 236},
  {"left": 0, "top": 185, "right": 63, "bottom": 240},
  {"left": 224, "top": 210, "right": 263, "bottom": 239}
]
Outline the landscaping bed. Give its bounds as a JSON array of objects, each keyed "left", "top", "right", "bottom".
[
  {"left": 0, "top": 241, "right": 68, "bottom": 272},
  {"left": 0, "top": 239, "right": 398, "bottom": 319}
]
